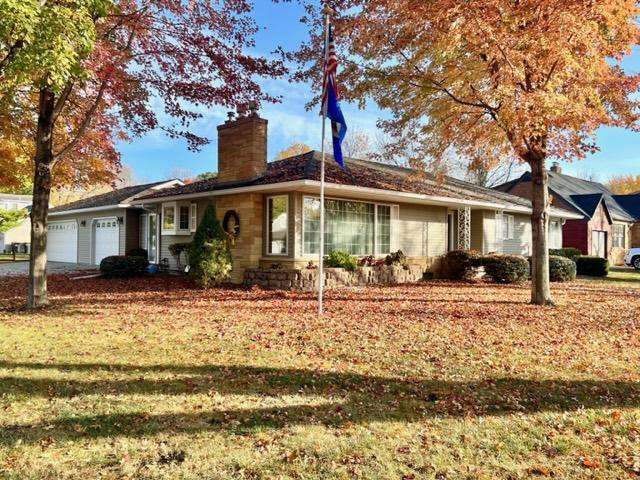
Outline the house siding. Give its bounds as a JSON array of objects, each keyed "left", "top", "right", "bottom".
[
  {"left": 632, "top": 222, "right": 640, "bottom": 248},
  {"left": 398, "top": 203, "right": 447, "bottom": 258},
  {"left": 503, "top": 213, "right": 532, "bottom": 256}
]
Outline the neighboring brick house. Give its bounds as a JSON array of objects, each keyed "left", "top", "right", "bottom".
[
  {"left": 495, "top": 164, "right": 639, "bottom": 264},
  {"left": 43, "top": 109, "right": 579, "bottom": 281}
]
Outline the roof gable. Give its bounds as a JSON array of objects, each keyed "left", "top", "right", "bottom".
[{"left": 612, "top": 193, "right": 640, "bottom": 220}]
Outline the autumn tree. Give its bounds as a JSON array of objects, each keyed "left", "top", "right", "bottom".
[
  {"left": 325, "top": 126, "right": 371, "bottom": 159},
  {"left": 293, "top": 1, "right": 640, "bottom": 304},
  {"left": 607, "top": 174, "right": 640, "bottom": 194},
  {"left": 1, "top": 0, "right": 285, "bottom": 308},
  {"left": 274, "top": 142, "right": 311, "bottom": 160}
]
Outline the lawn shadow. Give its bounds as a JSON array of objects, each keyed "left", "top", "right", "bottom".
[{"left": 1, "top": 361, "right": 639, "bottom": 445}]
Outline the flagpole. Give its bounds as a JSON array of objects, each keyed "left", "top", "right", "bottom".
[{"left": 318, "top": 7, "right": 330, "bottom": 317}]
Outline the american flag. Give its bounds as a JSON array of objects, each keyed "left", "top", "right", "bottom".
[{"left": 321, "top": 25, "right": 347, "bottom": 168}]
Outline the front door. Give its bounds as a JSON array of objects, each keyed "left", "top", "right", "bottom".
[{"left": 591, "top": 230, "right": 607, "bottom": 258}]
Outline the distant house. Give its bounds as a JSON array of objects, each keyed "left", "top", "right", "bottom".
[
  {"left": 0, "top": 194, "right": 31, "bottom": 253},
  {"left": 45, "top": 109, "right": 579, "bottom": 279},
  {"left": 495, "top": 164, "right": 640, "bottom": 264}
]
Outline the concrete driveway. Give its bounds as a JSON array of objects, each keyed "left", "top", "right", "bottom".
[{"left": 0, "top": 261, "right": 98, "bottom": 276}]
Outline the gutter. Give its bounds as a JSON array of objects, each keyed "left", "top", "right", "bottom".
[{"left": 49, "top": 204, "right": 128, "bottom": 217}]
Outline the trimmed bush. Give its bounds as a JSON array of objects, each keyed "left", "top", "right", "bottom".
[
  {"left": 127, "top": 247, "right": 148, "bottom": 259},
  {"left": 326, "top": 250, "right": 358, "bottom": 271},
  {"left": 189, "top": 203, "right": 232, "bottom": 287},
  {"left": 549, "top": 247, "right": 582, "bottom": 262},
  {"left": 576, "top": 256, "right": 609, "bottom": 277},
  {"left": 100, "top": 255, "right": 148, "bottom": 277},
  {"left": 441, "top": 250, "right": 482, "bottom": 280},
  {"left": 482, "top": 255, "right": 529, "bottom": 283},
  {"left": 549, "top": 255, "right": 576, "bottom": 282}
]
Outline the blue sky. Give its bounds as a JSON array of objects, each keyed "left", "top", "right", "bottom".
[{"left": 118, "top": 2, "right": 640, "bottom": 184}]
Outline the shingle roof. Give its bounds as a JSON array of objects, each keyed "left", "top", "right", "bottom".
[
  {"left": 498, "top": 170, "right": 636, "bottom": 222},
  {"left": 137, "top": 151, "right": 571, "bottom": 214},
  {"left": 50, "top": 181, "right": 177, "bottom": 213},
  {"left": 569, "top": 193, "right": 607, "bottom": 219},
  {"left": 612, "top": 193, "right": 640, "bottom": 220}
]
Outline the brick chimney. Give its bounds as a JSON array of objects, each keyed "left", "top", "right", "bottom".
[
  {"left": 217, "top": 102, "right": 268, "bottom": 183},
  {"left": 550, "top": 161, "right": 562, "bottom": 174}
]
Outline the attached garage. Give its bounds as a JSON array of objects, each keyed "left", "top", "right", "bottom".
[
  {"left": 47, "top": 220, "right": 78, "bottom": 263},
  {"left": 93, "top": 218, "right": 119, "bottom": 265}
]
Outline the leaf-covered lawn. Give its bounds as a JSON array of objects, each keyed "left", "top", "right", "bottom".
[{"left": 0, "top": 274, "right": 639, "bottom": 479}]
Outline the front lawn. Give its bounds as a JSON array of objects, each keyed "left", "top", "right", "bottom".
[
  {"left": 1, "top": 275, "right": 639, "bottom": 479},
  {"left": 580, "top": 266, "right": 640, "bottom": 287},
  {"left": 0, "top": 253, "right": 29, "bottom": 262}
]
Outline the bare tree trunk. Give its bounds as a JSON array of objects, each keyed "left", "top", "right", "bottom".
[
  {"left": 527, "top": 156, "right": 552, "bottom": 305},
  {"left": 27, "top": 88, "right": 56, "bottom": 309}
]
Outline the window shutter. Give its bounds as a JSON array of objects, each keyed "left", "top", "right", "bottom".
[
  {"left": 495, "top": 211, "right": 503, "bottom": 250},
  {"left": 390, "top": 205, "right": 400, "bottom": 252},
  {"left": 508, "top": 216, "right": 515, "bottom": 239},
  {"left": 190, "top": 204, "right": 197, "bottom": 232}
]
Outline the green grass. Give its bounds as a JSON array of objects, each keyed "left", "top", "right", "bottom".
[
  {"left": 0, "top": 253, "right": 29, "bottom": 262},
  {"left": 1, "top": 275, "right": 639, "bottom": 479},
  {"left": 579, "top": 266, "right": 640, "bottom": 287}
]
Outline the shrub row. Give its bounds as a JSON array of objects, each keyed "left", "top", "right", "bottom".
[
  {"left": 549, "top": 247, "right": 582, "bottom": 262},
  {"left": 576, "top": 256, "right": 609, "bottom": 277},
  {"left": 548, "top": 255, "right": 577, "bottom": 282},
  {"left": 442, "top": 250, "right": 580, "bottom": 283},
  {"left": 100, "top": 255, "right": 149, "bottom": 277}
]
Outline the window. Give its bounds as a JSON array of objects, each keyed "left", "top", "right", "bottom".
[
  {"left": 502, "top": 214, "right": 515, "bottom": 240},
  {"left": 613, "top": 224, "right": 625, "bottom": 248},
  {"left": 303, "top": 196, "right": 394, "bottom": 256},
  {"left": 163, "top": 204, "right": 175, "bottom": 230},
  {"left": 179, "top": 205, "right": 189, "bottom": 230},
  {"left": 376, "top": 205, "right": 391, "bottom": 255},
  {"left": 267, "top": 195, "right": 288, "bottom": 255},
  {"left": 190, "top": 204, "right": 197, "bottom": 232}
]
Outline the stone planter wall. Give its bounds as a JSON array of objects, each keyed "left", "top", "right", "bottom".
[{"left": 244, "top": 264, "right": 425, "bottom": 290}]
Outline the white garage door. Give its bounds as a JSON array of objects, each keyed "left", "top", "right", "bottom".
[
  {"left": 94, "top": 218, "right": 119, "bottom": 265},
  {"left": 47, "top": 221, "right": 78, "bottom": 263}
]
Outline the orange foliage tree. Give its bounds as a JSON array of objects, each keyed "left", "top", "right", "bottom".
[
  {"left": 274, "top": 142, "right": 312, "bottom": 160},
  {"left": 293, "top": 0, "right": 640, "bottom": 304},
  {"left": 607, "top": 174, "right": 640, "bottom": 194}
]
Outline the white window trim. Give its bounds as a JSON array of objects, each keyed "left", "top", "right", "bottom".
[
  {"left": 301, "top": 195, "right": 397, "bottom": 257},
  {"left": 266, "top": 194, "right": 289, "bottom": 256},
  {"left": 161, "top": 201, "right": 191, "bottom": 235},
  {"left": 189, "top": 203, "right": 197, "bottom": 233}
]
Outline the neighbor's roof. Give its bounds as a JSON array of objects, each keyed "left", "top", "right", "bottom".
[
  {"left": 612, "top": 193, "right": 640, "bottom": 220},
  {"left": 137, "top": 151, "right": 573, "bottom": 215},
  {"left": 498, "top": 170, "right": 636, "bottom": 222},
  {"left": 49, "top": 180, "right": 181, "bottom": 214}
]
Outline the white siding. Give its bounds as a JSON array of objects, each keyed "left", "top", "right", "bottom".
[
  {"left": 503, "top": 214, "right": 532, "bottom": 256},
  {"left": 398, "top": 204, "right": 447, "bottom": 257}
]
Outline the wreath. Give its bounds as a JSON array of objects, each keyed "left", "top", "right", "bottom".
[{"left": 222, "top": 209, "right": 240, "bottom": 236}]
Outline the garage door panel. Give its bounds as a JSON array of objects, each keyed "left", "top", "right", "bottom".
[
  {"left": 94, "top": 218, "right": 119, "bottom": 265},
  {"left": 47, "top": 221, "right": 78, "bottom": 263}
]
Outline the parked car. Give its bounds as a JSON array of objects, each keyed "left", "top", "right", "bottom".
[{"left": 624, "top": 248, "right": 640, "bottom": 270}]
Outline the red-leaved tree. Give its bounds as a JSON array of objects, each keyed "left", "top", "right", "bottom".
[{"left": 2, "top": 0, "right": 285, "bottom": 308}]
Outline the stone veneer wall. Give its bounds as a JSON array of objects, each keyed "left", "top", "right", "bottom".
[{"left": 244, "top": 264, "right": 425, "bottom": 290}]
